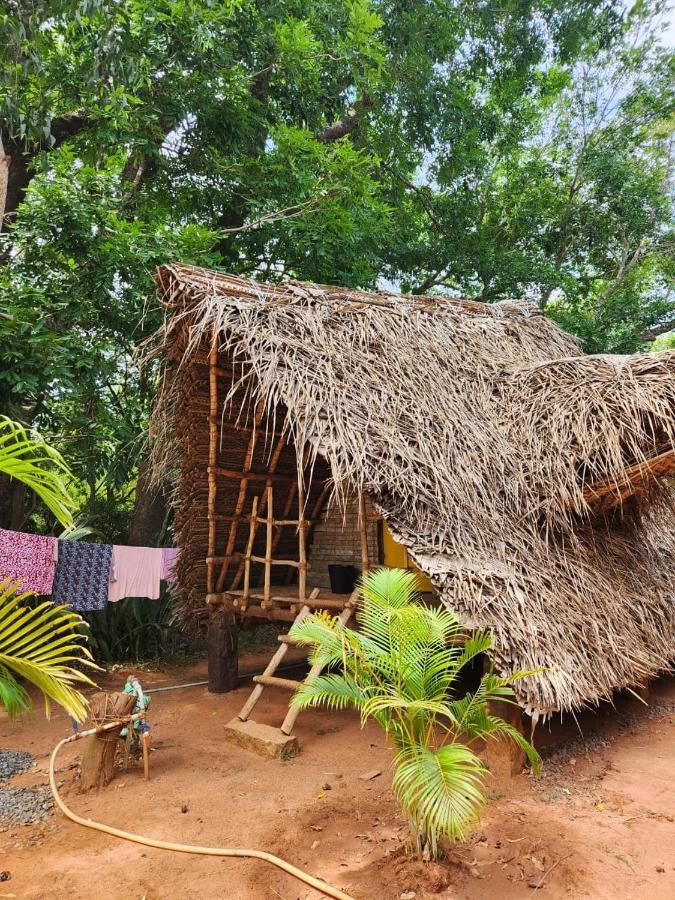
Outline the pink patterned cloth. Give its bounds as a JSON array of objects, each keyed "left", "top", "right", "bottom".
[
  {"left": 161, "top": 547, "right": 179, "bottom": 583},
  {"left": 0, "top": 528, "right": 57, "bottom": 595}
]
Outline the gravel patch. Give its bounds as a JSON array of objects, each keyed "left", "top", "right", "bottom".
[
  {"left": 0, "top": 749, "right": 34, "bottom": 782},
  {"left": 0, "top": 749, "right": 53, "bottom": 828},
  {"left": 0, "top": 786, "right": 53, "bottom": 827}
]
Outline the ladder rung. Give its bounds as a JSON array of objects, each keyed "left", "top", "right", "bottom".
[
  {"left": 277, "top": 634, "right": 301, "bottom": 645},
  {"left": 253, "top": 674, "right": 302, "bottom": 691}
]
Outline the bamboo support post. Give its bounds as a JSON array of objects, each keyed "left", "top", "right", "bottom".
[
  {"left": 206, "top": 342, "right": 219, "bottom": 594},
  {"left": 358, "top": 491, "right": 370, "bottom": 575},
  {"left": 228, "top": 429, "right": 288, "bottom": 591},
  {"left": 242, "top": 495, "right": 259, "bottom": 610},
  {"left": 263, "top": 485, "right": 273, "bottom": 608},
  {"left": 284, "top": 481, "right": 330, "bottom": 585},
  {"left": 214, "top": 398, "right": 266, "bottom": 592},
  {"left": 297, "top": 464, "right": 307, "bottom": 604}
]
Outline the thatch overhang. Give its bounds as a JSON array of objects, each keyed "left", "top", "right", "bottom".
[{"left": 149, "top": 264, "right": 675, "bottom": 719}]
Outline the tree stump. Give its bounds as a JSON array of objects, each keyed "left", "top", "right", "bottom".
[{"left": 79, "top": 691, "right": 136, "bottom": 791}]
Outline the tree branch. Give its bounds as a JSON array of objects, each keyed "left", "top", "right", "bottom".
[{"left": 642, "top": 319, "right": 675, "bottom": 341}]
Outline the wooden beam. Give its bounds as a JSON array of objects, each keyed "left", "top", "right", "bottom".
[
  {"left": 582, "top": 447, "right": 675, "bottom": 513},
  {"left": 206, "top": 552, "right": 243, "bottom": 564},
  {"left": 263, "top": 485, "right": 273, "bottom": 608},
  {"left": 297, "top": 464, "right": 307, "bottom": 604},
  {"left": 207, "top": 464, "right": 296, "bottom": 487},
  {"left": 250, "top": 555, "right": 303, "bottom": 567},
  {"left": 206, "top": 342, "right": 219, "bottom": 594},
  {"left": 242, "top": 495, "right": 259, "bottom": 610},
  {"left": 217, "top": 589, "right": 348, "bottom": 611},
  {"left": 358, "top": 491, "right": 370, "bottom": 574}
]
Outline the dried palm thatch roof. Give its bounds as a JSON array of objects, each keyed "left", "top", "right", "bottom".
[{"left": 150, "top": 264, "right": 675, "bottom": 719}]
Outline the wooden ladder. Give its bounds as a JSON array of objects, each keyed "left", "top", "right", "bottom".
[{"left": 236, "top": 588, "right": 356, "bottom": 737}]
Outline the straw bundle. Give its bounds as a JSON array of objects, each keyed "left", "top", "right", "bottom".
[{"left": 149, "top": 264, "right": 675, "bottom": 718}]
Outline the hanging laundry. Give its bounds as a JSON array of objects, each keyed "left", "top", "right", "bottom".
[
  {"left": 52, "top": 540, "right": 113, "bottom": 612},
  {"left": 108, "top": 545, "right": 162, "bottom": 602},
  {"left": 0, "top": 528, "right": 58, "bottom": 595},
  {"left": 161, "top": 546, "right": 179, "bottom": 583}
]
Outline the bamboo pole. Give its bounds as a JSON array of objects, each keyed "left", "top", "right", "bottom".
[
  {"left": 284, "top": 481, "right": 330, "bottom": 585},
  {"left": 228, "top": 430, "right": 288, "bottom": 591},
  {"left": 297, "top": 463, "right": 307, "bottom": 604},
  {"left": 206, "top": 341, "right": 219, "bottom": 594},
  {"left": 213, "top": 398, "right": 266, "bottom": 591},
  {"left": 358, "top": 491, "right": 370, "bottom": 575},
  {"left": 242, "top": 495, "right": 259, "bottom": 610},
  {"left": 263, "top": 485, "right": 273, "bottom": 608}
]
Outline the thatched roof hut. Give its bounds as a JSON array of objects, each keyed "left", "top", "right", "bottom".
[{"left": 150, "top": 264, "right": 675, "bottom": 720}]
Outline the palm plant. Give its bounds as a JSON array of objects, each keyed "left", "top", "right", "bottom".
[
  {"left": 0, "top": 416, "right": 96, "bottom": 721},
  {"left": 290, "top": 568, "right": 541, "bottom": 859},
  {"left": 0, "top": 578, "right": 98, "bottom": 721},
  {"left": 0, "top": 416, "right": 74, "bottom": 527}
]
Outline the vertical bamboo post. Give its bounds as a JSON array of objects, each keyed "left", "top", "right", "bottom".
[
  {"left": 242, "top": 495, "right": 259, "bottom": 609},
  {"left": 228, "top": 430, "right": 287, "bottom": 592},
  {"left": 297, "top": 464, "right": 307, "bottom": 604},
  {"left": 358, "top": 491, "right": 370, "bottom": 575},
  {"left": 214, "top": 398, "right": 266, "bottom": 592},
  {"left": 263, "top": 485, "right": 273, "bottom": 608},
  {"left": 206, "top": 342, "right": 219, "bottom": 594}
]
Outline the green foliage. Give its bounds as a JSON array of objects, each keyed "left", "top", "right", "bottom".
[
  {"left": 0, "top": 0, "right": 672, "bottom": 537},
  {"left": 82, "top": 591, "right": 191, "bottom": 664},
  {"left": 0, "top": 416, "right": 74, "bottom": 527},
  {"left": 290, "top": 568, "right": 540, "bottom": 858},
  {"left": 0, "top": 577, "right": 98, "bottom": 721}
]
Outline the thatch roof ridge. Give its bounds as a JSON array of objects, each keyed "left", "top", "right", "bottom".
[
  {"left": 156, "top": 262, "right": 545, "bottom": 320},
  {"left": 151, "top": 264, "right": 675, "bottom": 719}
]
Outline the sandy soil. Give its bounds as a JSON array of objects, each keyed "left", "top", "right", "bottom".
[{"left": 0, "top": 658, "right": 673, "bottom": 900}]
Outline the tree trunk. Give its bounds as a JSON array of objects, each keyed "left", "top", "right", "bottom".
[
  {"left": 79, "top": 691, "right": 136, "bottom": 791},
  {"left": 128, "top": 459, "right": 168, "bottom": 546}
]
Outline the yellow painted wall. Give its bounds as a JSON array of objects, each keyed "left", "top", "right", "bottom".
[{"left": 382, "top": 522, "right": 433, "bottom": 592}]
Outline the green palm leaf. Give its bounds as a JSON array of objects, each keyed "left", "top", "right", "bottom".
[
  {"left": 393, "top": 742, "right": 487, "bottom": 842},
  {"left": 292, "top": 672, "right": 366, "bottom": 713},
  {"left": 0, "top": 417, "right": 74, "bottom": 527},
  {"left": 0, "top": 578, "right": 99, "bottom": 722}
]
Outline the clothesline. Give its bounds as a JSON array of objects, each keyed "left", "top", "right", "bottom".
[{"left": 0, "top": 527, "right": 179, "bottom": 612}]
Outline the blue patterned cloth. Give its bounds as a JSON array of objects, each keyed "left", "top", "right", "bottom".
[{"left": 52, "top": 541, "right": 113, "bottom": 611}]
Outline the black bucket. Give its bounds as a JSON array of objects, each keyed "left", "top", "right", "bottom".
[{"left": 328, "top": 564, "right": 359, "bottom": 594}]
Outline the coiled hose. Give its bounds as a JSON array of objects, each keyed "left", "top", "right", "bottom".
[{"left": 49, "top": 717, "right": 355, "bottom": 900}]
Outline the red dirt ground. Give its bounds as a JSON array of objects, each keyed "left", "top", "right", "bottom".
[{"left": 1, "top": 658, "right": 673, "bottom": 900}]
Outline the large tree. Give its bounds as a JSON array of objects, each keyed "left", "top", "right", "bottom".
[{"left": 0, "top": 0, "right": 672, "bottom": 536}]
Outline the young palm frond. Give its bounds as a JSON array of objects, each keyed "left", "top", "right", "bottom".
[
  {"left": 290, "top": 567, "right": 541, "bottom": 858},
  {"left": 0, "top": 578, "right": 99, "bottom": 722},
  {"left": 0, "top": 417, "right": 74, "bottom": 527}
]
